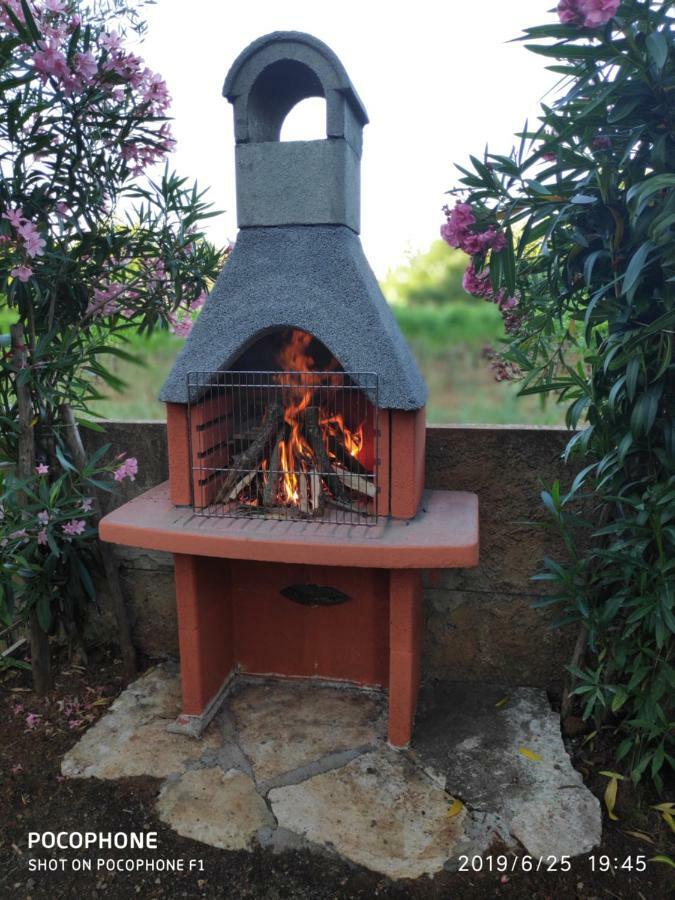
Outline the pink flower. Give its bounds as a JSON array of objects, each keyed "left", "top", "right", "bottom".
[
  {"left": 62, "top": 519, "right": 86, "bottom": 536},
  {"left": 114, "top": 457, "right": 138, "bottom": 482},
  {"left": 86, "top": 283, "right": 123, "bottom": 316},
  {"left": 462, "top": 263, "right": 493, "bottom": 298},
  {"left": 99, "top": 30, "right": 122, "bottom": 52},
  {"left": 32, "top": 39, "right": 70, "bottom": 83},
  {"left": 578, "top": 0, "right": 620, "bottom": 27},
  {"left": 37, "top": 510, "right": 50, "bottom": 525},
  {"left": 558, "top": 0, "right": 619, "bottom": 26},
  {"left": 542, "top": 151, "right": 557, "bottom": 162},
  {"left": 482, "top": 228, "right": 507, "bottom": 253},
  {"left": 9, "top": 529, "right": 27, "bottom": 539},
  {"left": 460, "top": 231, "right": 486, "bottom": 255},
  {"left": 140, "top": 71, "right": 171, "bottom": 114},
  {"left": 36, "top": 463, "right": 49, "bottom": 475},
  {"left": 558, "top": 0, "right": 582, "bottom": 23},
  {"left": 498, "top": 293, "right": 519, "bottom": 312},
  {"left": 11, "top": 763, "right": 23, "bottom": 774},
  {"left": 190, "top": 292, "right": 207, "bottom": 312},
  {"left": 25, "top": 712, "right": 41, "bottom": 730},
  {"left": 44, "top": 0, "right": 67, "bottom": 12},
  {"left": 17, "top": 221, "right": 46, "bottom": 257},
  {"left": 80, "top": 498, "right": 94, "bottom": 512},
  {"left": 3, "top": 206, "right": 25, "bottom": 229},
  {"left": 11, "top": 265, "right": 33, "bottom": 282},
  {"left": 169, "top": 312, "right": 193, "bottom": 338},
  {"left": 37, "top": 529, "right": 48, "bottom": 546},
  {"left": 74, "top": 51, "right": 98, "bottom": 82},
  {"left": 440, "top": 202, "right": 476, "bottom": 249}
]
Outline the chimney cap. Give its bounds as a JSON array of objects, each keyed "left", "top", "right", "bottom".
[{"left": 223, "top": 31, "right": 368, "bottom": 145}]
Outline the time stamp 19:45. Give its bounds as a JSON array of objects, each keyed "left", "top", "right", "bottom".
[{"left": 457, "top": 854, "right": 648, "bottom": 873}]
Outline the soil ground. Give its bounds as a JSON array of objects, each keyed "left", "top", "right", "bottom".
[{"left": 1, "top": 648, "right": 673, "bottom": 900}]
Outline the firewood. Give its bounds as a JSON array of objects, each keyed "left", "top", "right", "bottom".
[
  {"left": 328, "top": 497, "right": 369, "bottom": 518},
  {"left": 223, "top": 469, "right": 259, "bottom": 502},
  {"left": 215, "top": 402, "right": 283, "bottom": 503},
  {"left": 298, "top": 472, "right": 309, "bottom": 514},
  {"left": 303, "top": 407, "right": 348, "bottom": 502},
  {"left": 333, "top": 469, "right": 377, "bottom": 498},
  {"left": 262, "top": 437, "right": 282, "bottom": 507},
  {"left": 309, "top": 469, "right": 324, "bottom": 514},
  {"left": 326, "top": 433, "right": 369, "bottom": 477}
]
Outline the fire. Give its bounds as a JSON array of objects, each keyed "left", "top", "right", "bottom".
[{"left": 257, "top": 329, "right": 366, "bottom": 510}]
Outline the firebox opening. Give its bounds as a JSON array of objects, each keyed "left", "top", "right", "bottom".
[{"left": 187, "top": 329, "right": 381, "bottom": 525}]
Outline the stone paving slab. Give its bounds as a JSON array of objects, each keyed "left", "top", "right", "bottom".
[
  {"left": 411, "top": 683, "right": 602, "bottom": 861},
  {"left": 61, "top": 666, "right": 602, "bottom": 879},
  {"left": 156, "top": 768, "right": 274, "bottom": 851},
  {"left": 230, "top": 680, "right": 384, "bottom": 784},
  {"left": 269, "top": 749, "right": 466, "bottom": 880},
  {"left": 61, "top": 663, "right": 221, "bottom": 779}
]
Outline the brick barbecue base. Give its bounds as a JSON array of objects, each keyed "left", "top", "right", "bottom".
[{"left": 100, "top": 482, "right": 479, "bottom": 746}]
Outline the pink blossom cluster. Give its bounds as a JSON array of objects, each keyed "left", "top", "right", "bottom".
[
  {"left": 86, "top": 283, "right": 125, "bottom": 317},
  {"left": 121, "top": 123, "right": 176, "bottom": 176},
  {"left": 168, "top": 312, "right": 194, "bottom": 338},
  {"left": 114, "top": 456, "right": 138, "bottom": 482},
  {"left": 482, "top": 346, "right": 522, "bottom": 383},
  {"left": 558, "top": 0, "right": 619, "bottom": 27},
  {"left": 5, "top": 3, "right": 175, "bottom": 175},
  {"left": 31, "top": 36, "right": 99, "bottom": 96},
  {"left": 462, "top": 261, "right": 522, "bottom": 335},
  {"left": 442, "top": 199, "right": 523, "bottom": 338},
  {"left": 62, "top": 519, "right": 86, "bottom": 537},
  {"left": 440, "top": 203, "right": 507, "bottom": 256},
  {"left": 2, "top": 207, "right": 46, "bottom": 258}
]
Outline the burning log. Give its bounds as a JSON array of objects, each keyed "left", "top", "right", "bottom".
[
  {"left": 262, "top": 436, "right": 283, "bottom": 507},
  {"left": 298, "top": 472, "right": 309, "bottom": 514},
  {"left": 303, "top": 406, "right": 349, "bottom": 503},
  {"left": 333, "top": 469, "right": 376, "bottom": 498},
  {"left": 326, "top": 433, "right": 369, "bottom": 477},
  {"left": 215, "top": 401, "right": 284, "bottom": 503},
  {"left": 223, "top": 468, "right": 259, "bottom": 502},
  {"left": 309, "top": 469, "right": 324, "bottom": 515}
]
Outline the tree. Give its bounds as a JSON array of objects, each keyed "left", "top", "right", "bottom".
[{"left": 382, "top": 240, "right": 467, "bottom": 306}]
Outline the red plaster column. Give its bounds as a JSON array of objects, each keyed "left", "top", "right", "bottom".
[
  {"left": 174, "top": 554, "right": 234, "bottom": 716},
  {"left": 165, "top": 403, "right": 191, "bottom": 506},
  {"left": 388, "top": 569, "right": 423, "bottom": 746}
]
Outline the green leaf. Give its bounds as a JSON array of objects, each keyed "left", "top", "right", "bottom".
[
  {"left": 622, "top": 241, "right": 655, "bottom": 300},
  {"left": 646, "top": 31, "right": 668, "bottom": 71}
]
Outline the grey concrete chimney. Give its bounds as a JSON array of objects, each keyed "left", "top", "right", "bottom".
[
  {"left": 222, "top": 32, "right": 368, "bottom": 233},
  {"left": 159, "top": 32, "right": 427, "bottom": 411}
]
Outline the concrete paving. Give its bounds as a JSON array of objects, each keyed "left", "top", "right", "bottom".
[{"left": 61, "top": 664, "right": 602, "bottom": 880}]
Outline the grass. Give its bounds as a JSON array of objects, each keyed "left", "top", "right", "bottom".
[{"left": 87, "top": 302, "right": 567, "bottom": 426}]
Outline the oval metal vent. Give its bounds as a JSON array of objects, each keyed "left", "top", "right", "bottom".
[{"left": 280, "top": 584, "right": 351, "bottom": 607}]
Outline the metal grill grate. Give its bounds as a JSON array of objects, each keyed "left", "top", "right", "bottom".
[{"left": 187, "top": 371, "right": 380, "bottom": 525}]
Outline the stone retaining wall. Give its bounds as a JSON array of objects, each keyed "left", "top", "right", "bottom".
[{"left": 85, "top": 422, "right": 577, "bottom": 690}]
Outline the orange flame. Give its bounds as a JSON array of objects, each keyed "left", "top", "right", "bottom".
[{"left": 254, "top": 329, "right": 367, "bottom": 509}]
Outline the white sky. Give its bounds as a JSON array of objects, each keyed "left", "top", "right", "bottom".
[{"left": 139, "top": 0, "right": 559, "bottom": 278}]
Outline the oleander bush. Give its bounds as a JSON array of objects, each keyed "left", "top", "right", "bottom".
[
  {"left": 0, "top": 0, "right": 226, "bottom": 684},
  {"left": 442, "top": 0, "right": 674, "bottom": 787}
]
